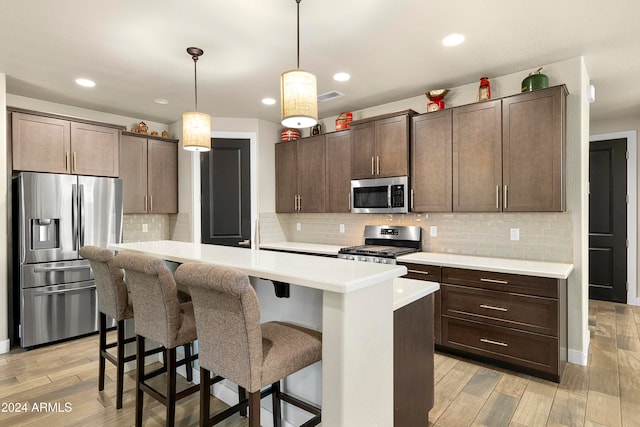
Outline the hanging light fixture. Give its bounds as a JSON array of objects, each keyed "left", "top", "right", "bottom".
[
  {"left": 280, "top": 0, "right": 318, "bottom": 129},
  {"left": 182, "top": 47, "right": 211, "bottom": 151}
]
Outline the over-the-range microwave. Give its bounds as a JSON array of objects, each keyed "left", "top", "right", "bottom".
[{"left": 351, "top": 176, "right": 409, "bottom": 214}]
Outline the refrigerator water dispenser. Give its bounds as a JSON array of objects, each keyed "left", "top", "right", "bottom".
[{"left": 31, "top": 218, "right": 59, "bottom": 250}]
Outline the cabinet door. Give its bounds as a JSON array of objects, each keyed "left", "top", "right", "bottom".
[
  {"left": 147, "top": 140, "right": 178, "bottom": 214},
  {"left": 411, "top": 111, "right": 452, "bottom": 212},
  {"left": 325, "top": 131, "right": 352, "bottom": 212},
  {"left": 71, "top": 122, "right": 120, "bottom": 177},
  {"left": 503, "top": 86, "right": 566, "bottom": 211},
  {"left": 452, "top": 100, "right": 502, "bottom": 212},
  {"left": 119, "top": 135, "right": 148, "bottom": 214},
  {"left": 298, "top": 135, "right": 326, "bottom": 213},
  {"left": 375, "top": 114, "right": 410, "bottom": 178},
  {"left": 275, "top": 141, "right": 298, "bottom": 212},
  {"left": 350, "top": 122, "right": 376, "bottom": 179},
  {"left": 12, "top": 113, "right": 70, "bottom": 174}
]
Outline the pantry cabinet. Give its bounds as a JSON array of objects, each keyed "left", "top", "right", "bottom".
[
  {"left": 275, "top": 135, "right": 326, "bottom": 213},
  {"left": 350, "top": 110, "right": 414, "bottom": 179},
  {"left": 11, "top": 111, "right": 120, "bottom": 177},
  {"left": 120, "top": 133, "right": 178, "bottom": 214}
]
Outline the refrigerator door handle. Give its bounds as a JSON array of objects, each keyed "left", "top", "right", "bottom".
[
  {"left": 79, "top": 184, "right": 85, "bottom": 247},
  {"left": 72, "top": 183, "right": 78, "bottom": 251}
]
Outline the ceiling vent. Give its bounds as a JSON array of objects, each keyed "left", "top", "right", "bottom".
[{"left": 318, "top": 90, "right": 345, "bottom": 102}]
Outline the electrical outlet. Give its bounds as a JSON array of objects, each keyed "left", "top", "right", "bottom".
[
  {"left": 430, "top": 226, "right": 437, "bottom": 237},
  {"left": 142, "top": 223, "right": 149, "bottom": 233},
  {"left": 510, "top": 228, "right": 519, "bottom": 241},
  {"left": 296, "top": 222, "right": 301, "bottom": 231},
  {"left": 339, "top": 224, "right": 345, "bottom": 233}
]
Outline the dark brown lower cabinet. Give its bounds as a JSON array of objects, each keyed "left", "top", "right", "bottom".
[
  {"left": 440, "top": 267, "right": 567, "bottom": 382},
  {"left": 399, "top": 263, "right": 442, "bottom": 345},
  {"left": 394, "top": 294, "right": 434, "bottom": 426}
]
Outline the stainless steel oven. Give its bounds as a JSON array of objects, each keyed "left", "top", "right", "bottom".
[{"left": 351, "top": 176, "right": 409, "bottom": 214}]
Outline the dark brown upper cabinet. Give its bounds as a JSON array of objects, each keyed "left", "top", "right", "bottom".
[
  {"left": 120, "top": 133, "right": 178, "bottom": 214},
  {"left": 350, "top": 110, "right": 415, "bottom": 180},
  {"left": 502, "top": 86, "right": 567, "bottom": 212},
  {"left": 325, "top": 130, "right": 352, "bottom": 213},
  {"left": 452, "top": 99, "right": 503, "bottom": 212},
  {"left": 275, "top": 135, "right": 326, "bottom": 213},
  {"left": 11, "top": 111, "right": 120, "bottom": 177},
  {"left": 411, "top": 110, "right": 453, "bottom": 212}
]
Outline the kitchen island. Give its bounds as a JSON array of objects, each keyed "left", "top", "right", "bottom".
[{"left": 109, "top": 240, "right": 418, "bottom": 426}]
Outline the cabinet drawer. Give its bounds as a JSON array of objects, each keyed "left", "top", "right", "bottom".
[
  {"left": 441, "top": 283, "right": 558, "bottom": 336},
  {"left": 400, "top": 263, "right": 442, "bottom": 282},
  {"left": 442, "top": 267, "right": 558, "bottom": 298},
  {"left": 442, "top": 316, "right": 559, "bottom": 376}
]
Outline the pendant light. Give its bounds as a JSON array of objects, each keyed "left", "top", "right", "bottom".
[
  {"left": 182, "top": 47, "right": 211, "bottom": 151},
  {"left": 280, "top": 0, "right": 318, "bottom": 129}
]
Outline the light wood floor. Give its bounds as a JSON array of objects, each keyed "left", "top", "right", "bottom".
[{"left": 1, "top": 300, "right": 639, "bottom": 426}]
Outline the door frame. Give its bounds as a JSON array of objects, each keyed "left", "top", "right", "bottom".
[
  {"left": 191, "top": 131, "right": 258, "bottom": 249},
  {"left": 590, "top": 130, "right": 638, "bottom": 305}
]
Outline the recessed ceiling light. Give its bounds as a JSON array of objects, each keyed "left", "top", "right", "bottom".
[
  {"left": 442, "top": 33, "right": 465, "bottom": 47},
  {"left": 75, "top": 78, "right": 96, "bottom": 87},
  {"left": 262, "top": 97, "right": 276, "bottom": 105},
  {"left": 333, "top": 72, "right": 350, "bottom": 82},
  {"left": 154, "top": 98, "right": 170, "bottom": 105}
]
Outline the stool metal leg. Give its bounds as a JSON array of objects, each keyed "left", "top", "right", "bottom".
[
  {"left": 183, "top": 343, "right": 193, "bottom": 382},
  {"left": 272, "top": 381, "right": 282, "bottom": 427},
  {"left": 98, "top": 312, "right": 106, "bottom": 392},
  {"left": 116, "top": 319, "right": 126, "bottom": 409},
  {"left": 239, "top": 387, "right": 247, "bottom": 417},
  {"left": 199, "top": 367, "right": 211, "bottom": 427},
  {"left": 167, "top": 347, "right": 177, "bottom": 427},
  {"left": 135, "top": 335, "right": 145, "bottom": 427}
]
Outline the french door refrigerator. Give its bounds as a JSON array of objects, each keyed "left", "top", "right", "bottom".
[{"left": 13, "top": 172, "right": 123, "bottom": 348}]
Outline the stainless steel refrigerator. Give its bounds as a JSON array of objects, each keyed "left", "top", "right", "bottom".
[{"left": 12, "top": 172, "right": 123, "bottom": 348}]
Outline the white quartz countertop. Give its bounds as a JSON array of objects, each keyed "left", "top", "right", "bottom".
[
  {"left": 393, "top": 278, "right": 439, "bottom": 311},
  {"left": 260, "top": 242, "right": 343, "bottom": 256},
  {"left": 258, "top": 241, "right": 573, "bottom": 280},
  {"left": 398, "top": 252, "right": 573, "bottom": 279},
  {"left": 109, "top": 241, "right": 406, "bottom": 294}
]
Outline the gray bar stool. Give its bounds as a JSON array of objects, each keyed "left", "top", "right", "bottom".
[
  {"left": 115, "top": 252, "right": 199, "bottom": 427},
  {"left": 175, "top": 263, "right": 322, "bottom": 427}
]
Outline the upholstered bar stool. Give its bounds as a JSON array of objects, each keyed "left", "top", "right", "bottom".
[
  {"left": 80, "top": 245, "right": 139, "bottom": 409},
  {"left": 175, "top": 263, "right": 322, "bottom": 427},
  {"left": 115, "top": 252, "right": 199, "bottom": 427}
]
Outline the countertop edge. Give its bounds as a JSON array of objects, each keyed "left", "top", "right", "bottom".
[{"left": 393, "top": 278, "right": 440, "bottom": 311}]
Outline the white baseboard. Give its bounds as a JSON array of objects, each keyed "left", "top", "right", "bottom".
[
  {"left": 568, "top": 332, "right": 590, "bottom": 366},
  {"left": 0, "top": 339, "right": 10, "bottom": 354}
]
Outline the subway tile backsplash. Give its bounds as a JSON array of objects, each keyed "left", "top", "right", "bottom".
[
  {"left": 123, "top": 214, "right": 173, "bottom": 242},
  {"left": 259, "top": 211, "right": 573, "bottom": 263}
]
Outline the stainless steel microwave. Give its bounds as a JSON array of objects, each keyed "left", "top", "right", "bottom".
[{"left": 351, "top": 176, "right": 409, "bottom": 214}]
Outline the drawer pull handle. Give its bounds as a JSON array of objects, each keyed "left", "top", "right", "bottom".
[
  {"left": 480, "top": 304, "right": 508, "bottom": 312},
  {"left": 407, "top": 269, "right": 430, "bottom": 275},
  {"left": 480, "top": 338, "right": 508, "bottom": 347},
  {"left": 480, "top": 278, "right": 509, "bottom": 285}
]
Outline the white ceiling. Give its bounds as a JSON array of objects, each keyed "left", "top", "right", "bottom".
[{"left": 1, "top": 0, "right": 639, "bottom": 125}]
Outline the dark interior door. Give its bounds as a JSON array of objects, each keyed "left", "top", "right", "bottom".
[
  {"left": 201, "top": 138, "right": 251, "bottom": 247},
  {"left": 589, "top": 138, "right": 627, "bottom": 302}
]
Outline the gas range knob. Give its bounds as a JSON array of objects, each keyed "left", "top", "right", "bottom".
[{"left": 373, "top": 258, "right": 380, "bottom": 263}]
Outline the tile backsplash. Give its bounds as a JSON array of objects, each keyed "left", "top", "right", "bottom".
[
  {"left": 259, "top": 211, "right": 573, "bottom": 263},
  {"left": 123, "top": 214, "right": 173, "bottom": 242}
]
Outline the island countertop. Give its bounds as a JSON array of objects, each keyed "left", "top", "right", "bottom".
[{"left": 109, "top": 240, "right": 406, "bottom": 294}]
